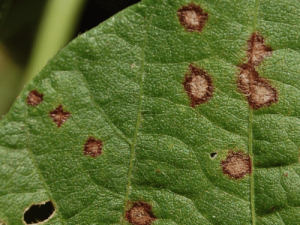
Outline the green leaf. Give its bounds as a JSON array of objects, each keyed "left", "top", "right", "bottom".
[{"left": 1, "top": 0, "right": 300, "bottom": 224}]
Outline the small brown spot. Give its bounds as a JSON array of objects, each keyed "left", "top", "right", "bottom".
[
  {"left": 221, "top": 150, "right": 251, "bottom": 179},
  {"left": 177, "top": 3, "right": 208, "bottom": 32},
  {"left": 84, "top": 137, "right": 103, "bottom": 158},
  {"left": 156, "top": 169, "right": 160, "bottom": 173},
  {"left": 126, "top": 202, "right": 156, "bottom": 225},
  {"left": 238, "top": 33, "right": 278, "bottom": 109},
  {"left": 26, "top": 90, "right": 43, "bottom": 106},
  {"left": 49, "top": 105, "right": 71, "bottom": 127},
  {"left": 183, "top": 64, "right": 214, "bottom": 107},
  {"left": 284, "top": 173, "right": 288, "bottom": 177}
]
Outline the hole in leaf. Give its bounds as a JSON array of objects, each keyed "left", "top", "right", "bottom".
[
  {"left": 183, "top": 64, "right": 214, "bottom": 107},
  {"left": 221, "top": 150, "right": 251, "bottom": 179},
  {"left": 210, "top": 152, "right": 217, "bottom": 158},
  {"left": 49, "top": 105, "right": 71, "bottom": 127},
  {"left": 26, "top": 90, "right": 43, "bottom": 106},
  {"left": 237, "top": 33, "right": 278, "bottom": 109},
  {"left": 177, "top": 3, "right": 208, "bottom": 32},
  {"left": 125, "top": 201, "right": 156, "bottom": 225},
  {"left": 23, "top": 201, "right": 55, "bottom": 224},
  {"left": 83, "top": 137, "right": 103, "bottom": 158}
]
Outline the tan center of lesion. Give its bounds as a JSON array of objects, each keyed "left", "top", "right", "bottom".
[
  {"left": 221, "top": 151, "right": 251, "bottom": 179},
  {"left": 190, "top": 75, "right": 209, "bottom": 99},
  {"left": 183, "top": 10, "right": 200, "bottom": 27},
  {"left": 252, "top": 84, "right": 274, "bottom": 105},
  {"left": 131, "top": 207, "right": 149, "bottom": 221},
  {"left": 225, "top": 157, "right": 249, "bottom": 176}
]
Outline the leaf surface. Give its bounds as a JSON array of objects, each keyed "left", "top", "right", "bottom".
[{"left": 1, "top": 0, "right": 300, "bottom": 224}]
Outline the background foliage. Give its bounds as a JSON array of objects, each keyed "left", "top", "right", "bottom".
[{"left": 0, "top": 0, "right": 140, "bottom": 116}]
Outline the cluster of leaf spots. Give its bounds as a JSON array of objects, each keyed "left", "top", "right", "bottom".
[
  {"left": 183, "top": 64, "right": 214, "bottom": 107},
  {"left": 83, "top": 137, "right": 103, "bottom": 158},
  {"left": 27, "top": 91, "right": 72, "bottom": 127},
  {"left": 221, "top": 151, "right": 252, "bottom": 179},
  {"left": 178, "top": 3, "right": 212, "bottom": 108},
  {"left": 26, "top": 91, "right": 104, "bottom": 158},
  {"left": 26, "top": 90, "right": 43, "bottom": 106},
  {"left": 238, "top": 33, "right": 278, "bottom": 109},
  {"left": 125, "top": 202, "right": 156, "bottom": 225},
  {"left": 49, "top": 105, "right": 71, "bottom": 127},
  {"left": 177, "top": 3, "right": 208, "bottom": 32},
  {"left": 23, "top": 201, "right": 55, "bottom": 224},
  {"left": 14, "top": 2, "right": 285, "bottom": 224}
]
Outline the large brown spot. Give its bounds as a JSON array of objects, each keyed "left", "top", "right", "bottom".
[
  {"left": 221, "top": 150, "right": 251, "bottom": 179},
  {"left": 83, "top": 137, "right": 103, "bottom": 158},
  {"left": 238, "top": 33, "right": 278, "bottom": 109},
  {"left": 49, "top": 105, "right": 71, "bottom": 127},
  {"left": 177, "top": 3, "right": 208, "bottom": 32},
  {"left": 125, "top": 202, "right": 156, "bottom": 225},
  {"left": 183, "top": 64, "right": 213, "bottom": 107},
  {"left": 26, "top": 90, "right": 43, "bottom": 106}
]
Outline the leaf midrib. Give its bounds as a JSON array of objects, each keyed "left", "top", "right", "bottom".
[
  {"left": 250, "top": 0, "right": 260, "bottom": 224},
  {"left": 121, "top": 13, "right": 154, "bottom": 224}
]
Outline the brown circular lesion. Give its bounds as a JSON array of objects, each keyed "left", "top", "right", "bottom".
[
  {"left": 183, "top": 64, "right": 214, "bottom": 108},
  {"left": 221, "top": 150, "right": 252, "bottom": 179},
  {"left": 26, "top": 90, "right": 43, "bottom": 106},
  {"left": 83, "top": 137, "right": 103, "bottom": 158},
  {"left": 125, "top": 201, "right": 156, "bottom": 225},
  {"left": 177, "top": 3, "right": 208, "bottom": 33}
]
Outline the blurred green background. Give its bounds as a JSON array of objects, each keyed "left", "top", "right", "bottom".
[{"left": 0, "top": 0, "right": 140, "bottom": 117}]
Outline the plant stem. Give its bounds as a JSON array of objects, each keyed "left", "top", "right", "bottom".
[{"left": 22, "top": 0, "right": 86, "bottom": 85}]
